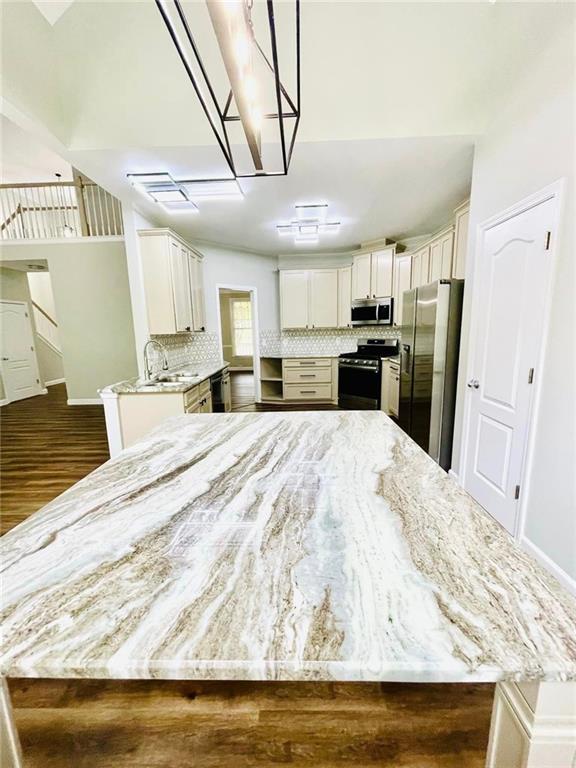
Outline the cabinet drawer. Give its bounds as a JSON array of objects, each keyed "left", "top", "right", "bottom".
[
  {"left": 389, "top": 363, "right": 400, "bottom": 374},
  {"left": 284, "top": 368, "right": 332, "bottom": 384},
  {"left": 199, "top": 378, "right": 211, "bottom": 397},
  {"left": 284, "top": 383, "right": 332, "bottom": 400},
  {"left": 184, "top": 385, "right": 199, "bottom": 407},
  {"left": 283, "top": 358, "right": 331, "bottom": 369}
]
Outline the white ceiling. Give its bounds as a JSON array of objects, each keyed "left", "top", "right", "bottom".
[
  {"left": 1, "top": 1, "right": 570, "bottom": 253},
  {"left": 1, "top": 116, "right": 73, "bottom": 183}
]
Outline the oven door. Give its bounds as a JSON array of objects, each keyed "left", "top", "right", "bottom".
[
  {"left": 338, "top": 362, "right": 381, "bottom": 410},
  {"left": 351, "top": 300, "right": 378, "bottom": 326}
]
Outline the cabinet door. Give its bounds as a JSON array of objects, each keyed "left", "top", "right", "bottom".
[
  {"left": 388, "top": 366, "right": 400, "bottom": 417},
  {"left": 380, "top": 361, "right": 390, "bottom": 414},
  {"left": 309, "top": 269, "right": 338, "bottom": 328},
  {"left": 420, "top": 246, "right": 430, "bottom": 286},
  {"left": 429, "top": 239, "right": 443, "bottom": 282},
  {"left": 189, "top": 252, "right": 205, "bottom": 331},
  {"left": 280, "top": 271, "right": 309, "bottom": 329},
  {"left": 371, "top": 247, "right": 394, "bottom": 298},
  {"left": 453, "top": 206, "right": 469, "bottom": 279},
  {"left": 337, "top": 266, "right": 352, "bottom": 327},
  {"left": 140, "top": 234, "right": 177, "bottom": 334},
  {"left": 440, "top": 231, "right": 454, "bottom": 279},
  {"left": 351, "top": 253, "right": 372, "bottom": 300},
  {"left": 394, "top": 255, "right": 412, "bottom": 326},
  {"left": 171, "top": 241, "right": 193, "bottom": 332},
  {"left": 411, "top": 252, "right": 421, "bottom": 289}
]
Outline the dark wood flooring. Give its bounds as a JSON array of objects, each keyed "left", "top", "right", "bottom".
[
  {"left": 0, "top": 384, "right": 109, "bottom": 535},
  {"left": 2, "top": 382, "right": 494, "bottom": 767}
]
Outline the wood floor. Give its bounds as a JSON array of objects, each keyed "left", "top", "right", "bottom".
[
  {"left": 0, "top": 384, "right": 109, "bottom": 535},
  {"left": 8, "top": 678, "right": 494, "bottom": 768},
  {"left": 2, "top": 382, "right": 494, "bottom": 767}
]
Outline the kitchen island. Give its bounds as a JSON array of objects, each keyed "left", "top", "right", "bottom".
[{"left": 2, "top": 412, "right": 575, "bottom": 766}]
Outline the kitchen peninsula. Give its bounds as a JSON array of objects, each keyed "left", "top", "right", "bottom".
[{"left": 2, "top": 412, "right": 575, "bottom": 766}]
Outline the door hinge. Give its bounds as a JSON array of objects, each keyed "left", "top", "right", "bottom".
[
  {"left": 514, "top": 485, "right": 520, "bottom": 500},
  {"left": 528, "top": 367, "right": 534, "bottom": 384},
  {"left": 545, "top": 231, "right": 551, "bottom": 250}
]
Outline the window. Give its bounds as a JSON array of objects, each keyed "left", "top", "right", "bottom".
[{"left": 230, "top": 298, "right": 253, "bottom": 357}]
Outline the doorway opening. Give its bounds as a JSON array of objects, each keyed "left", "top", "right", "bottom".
[{"left": 216, "top": 286, "right": 260, "bottom": 410}]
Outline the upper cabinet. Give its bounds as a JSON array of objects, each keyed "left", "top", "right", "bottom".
[
  {"left": 411, "top": 245, "right": 430, "bottom": 289},
  {"left": 280, "top": 270, "right": 309, "bottom": 329},
  {"left": 280, "top": 269, "right": 339, "bottom": 330},
  {"left": 337, "top": 266, "right": 352, "bottom": 328},
  {"left": 352, "top": 247, "right": 394, "bottom": 300},
  {"left": 393, "top": 254, "right": 412, "bottom": 327},
  {"left": 452, "top": 200, "right": 470, "bottom": 279},
  {"left": 139, "top": 229, "right": 206, "bottom": 335},
  {"left": 429, "top": 228, "right": 454, "bottom": 282}
]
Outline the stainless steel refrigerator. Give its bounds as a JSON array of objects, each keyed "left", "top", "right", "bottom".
[{"left": 399, "top": 280, "right": 464, "bottom": 470}]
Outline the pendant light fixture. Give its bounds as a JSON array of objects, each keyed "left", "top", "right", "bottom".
[{"left": 154, "top": 0, "right": 300, "bottom": 178}]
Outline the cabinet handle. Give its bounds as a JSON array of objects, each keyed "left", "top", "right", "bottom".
[
  {"left": 300, "top": 390, "right": 317, "bottom": 394},
  {"left": 299, "top": 374, "right": 316, "bottom": 378},
  {"left": 300, "top": 361, "right": 316, "bottom": 365},
  {"left": 185, "top": 326, "right": 191, "bottom": 332}
]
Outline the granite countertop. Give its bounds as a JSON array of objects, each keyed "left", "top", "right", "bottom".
[
  {"left": 100, "top": 361, "right": 228, "bottom": 395},
  {"left": 2, "top": 412, "right": 575, "bottom": 682}
]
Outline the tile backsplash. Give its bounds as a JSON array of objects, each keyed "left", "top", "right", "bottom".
[
  {"left": 151, "top": 332, "right": 221, "bottom": 369},
  {"left": 259, "top": 327, "right": 400, "bottom": 357},
  {"left": 149, "top": 326, "right": 400, "bottom": 373}
]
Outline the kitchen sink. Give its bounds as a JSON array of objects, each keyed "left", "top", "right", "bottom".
[{"left": 156, "top": 373, "right": 200, "bottom": 383}]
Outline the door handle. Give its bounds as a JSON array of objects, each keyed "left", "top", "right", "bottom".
[
  {"left": 1, "top": 357, "right": 8, "bottom": 361},
  {"left": 467, "top": 379, "right": 480, "bottom": 389}
]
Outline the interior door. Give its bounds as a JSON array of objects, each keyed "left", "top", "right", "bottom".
[
  {"left": 0, "top": 301, "right": 42, "bottom": 403},
  {"left": 351, "top": 253, "right": 372, "bottom": 300},
  {"left": 464, "top": 197, "right": 556, "bottom": 534}
]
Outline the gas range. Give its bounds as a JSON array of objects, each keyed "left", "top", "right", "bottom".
[{"left": 338, "top": 338, "right": 399, "bottom": 409}]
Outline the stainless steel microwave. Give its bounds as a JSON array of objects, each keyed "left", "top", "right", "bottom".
[{"left": 351, "top": 297, "right": 393, "bottom": 326}]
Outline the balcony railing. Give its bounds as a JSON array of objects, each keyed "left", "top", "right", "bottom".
[{"left": 0, "top": 180, "right": 124, "bottom": 240}]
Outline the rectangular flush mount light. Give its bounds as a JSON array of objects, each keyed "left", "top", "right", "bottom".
[{"left": 180, "top": 179, "right": 243, "bottom": 200}]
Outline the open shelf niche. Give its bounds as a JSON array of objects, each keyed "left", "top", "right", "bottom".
[{"left": 260, "top": 357, "right": 284, "bottom": 401}]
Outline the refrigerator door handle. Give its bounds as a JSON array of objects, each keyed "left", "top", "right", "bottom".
[{"left": 401, "top": 344, "right": 411, "bottom": 374}]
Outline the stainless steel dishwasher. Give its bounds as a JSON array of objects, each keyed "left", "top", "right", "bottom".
[{"left": 211, "top": 367, "right": 231, "bottom": 412}]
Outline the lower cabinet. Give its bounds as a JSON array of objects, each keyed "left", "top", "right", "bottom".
[
  {"left": 259, "top": 357, "right": 337, "bottom": 403},
  {"left": 381, "top": 359, "right": 400, "bottom": 417},
  {"left": 103, "top": 379, "right": 213, "bottom": 455}
]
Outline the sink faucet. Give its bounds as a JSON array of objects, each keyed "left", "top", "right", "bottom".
[{"left": 143, "top": 339, "right": 169, "bottom": 380}]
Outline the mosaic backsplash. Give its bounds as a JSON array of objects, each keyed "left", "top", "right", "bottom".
[
  {"left": 149, "top": 327, "right": 401, "bottom": 373},
  {"left": 259, "top": 327, "right": 401, "bottom": 357},
  {"left": 151, "top": 332, "right": 221, "bottom": 370}
]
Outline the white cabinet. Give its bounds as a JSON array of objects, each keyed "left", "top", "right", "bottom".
[
  {"left": 393, "top": 254, "right": 412, "bottom": 327},
  {"left": 337, "top": 266, "right": 352, "bottom": 328},
  {"left": 411, "top": 245, "right": 430, "bottom": 289},
  {"left": 370, "top": 248, "right": 394, "bottom": 298},
  {"left": 429, "top": 228, "right": 454, "bottom": 282},
  {"left": 309, "top": 269, "right": 338, "bottom": 328},
  {"left": 351, "top": 253, "right": 372, "bottom": 300},
  {"left": 280, "top": 269, "right": 337, "bottom": 329},
  {"left": 139, "top": 229, "right": 205, "bottom": 335},
  {"left": 280, "top": 270, "right": 310, "bottom": 329},
  {"left": 352, "top": 247, "right": 395, "bottom": 300},
  {"left": 452, "top": 201, "right": 470, "bottom": 279},
  {"left": 381, "top": 359, "right": 400, "bottom": 417}
]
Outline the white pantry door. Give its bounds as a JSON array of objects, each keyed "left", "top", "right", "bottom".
[
  {"left": 0, "top": 301, "right": 42, "bottom": 403},
  {"left": 464, "top": 197, "right": 556, "bottom": 534}
]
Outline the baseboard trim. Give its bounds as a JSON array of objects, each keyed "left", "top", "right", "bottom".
[
  {"left": 0, "top": 398, "right": 9, "bottom": 407},
  {"left": 520, "top": 535, "right": 576, "bottom": 597},
  {"left": 67, "top": 398, "right": 103, "bottom": 406},
  {"left": 45, "top": 378, "right": 66, "bottom": 387},
  {"left": 448, "top": 468, "right": 461, "bottom": 485}
]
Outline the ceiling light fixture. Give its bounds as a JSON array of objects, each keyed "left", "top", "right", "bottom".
[
  {"left": 128, "top": 173, "right": 198, "bottom": 213},
  {"left": 154, "top": 0, "right": 300, "bottom": 178},
  {"left": 276, "top": 203, "right": 341, "bottom": 245}
]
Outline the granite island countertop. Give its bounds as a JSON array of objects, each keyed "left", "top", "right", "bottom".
[
  {"left": 2, "top": 412, "right": 575, "bottom": 682},
  {"left": 100, "top": 361, "right": 228, "bottom": 395}
]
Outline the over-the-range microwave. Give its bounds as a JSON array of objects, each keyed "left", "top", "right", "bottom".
[{"left": 351, "top": 297, "right": 394, "bottom": 326}]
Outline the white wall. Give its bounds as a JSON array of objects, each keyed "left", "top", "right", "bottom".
[
  {"left": 198, "top": 244, "right": 279, "bottom": 333},
  {"left": 452, "top": 8, "right": 575, "bottom": 584},
  {"left": 27, "top": 272, "right": 57, "bottom": 319}
]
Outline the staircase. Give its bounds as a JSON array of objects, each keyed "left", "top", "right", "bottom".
[{"left": 32, "top": 301, "right": 61, "bottom": 354}]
